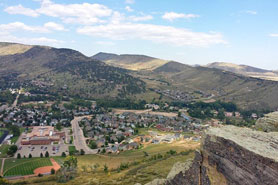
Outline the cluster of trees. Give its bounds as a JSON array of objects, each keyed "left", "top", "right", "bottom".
[
  {"left": 63, "top": 98, "right": 92, "bottom": 110},
  {"left": 0, "top": 90, "right": 16, "bottom": 104},
  {"left": 7, "top": 145, "right": 18, "bottom": 156},
  {"left": 56, "top": 156, "right": 78, "bottom": 183},
  {"left": 97, "top": 99, "right": 147, "bottom": 110},
  {"left": 18, "top": 94, "right": 56, "bottom": 104},
  {"left": 187, "top": 101, "right": 237, "bottom": 120}
]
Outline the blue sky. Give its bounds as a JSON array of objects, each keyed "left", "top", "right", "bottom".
[{"left": 0, "top": 0, "right": 278, "bottom": 69}]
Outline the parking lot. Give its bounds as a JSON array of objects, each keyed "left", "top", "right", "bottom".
[{"left": 15, "top": 144, "right": 70, "bottom": 158}]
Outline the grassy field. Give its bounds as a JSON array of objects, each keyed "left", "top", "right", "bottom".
[
  {"left": 3, "top": 158, "right": 52, "bottom": 177},
  {"left": 0, "top": 144, "right": 10, "bottom": 158},
  {"left": 69, "top": 146, "right": 77, "bottom": 154},
  {"left": 11, "top": 141, "right": 199, "bottom": 185}
]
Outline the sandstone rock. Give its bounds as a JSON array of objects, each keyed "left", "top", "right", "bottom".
[
  {"left": 166, "top": 125, "right": 278, "bottom": 185},
  {"left": 256, "top": 111, "right": 278, "bottom": 132}
]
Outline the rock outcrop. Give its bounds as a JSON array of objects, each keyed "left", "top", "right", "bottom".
[
  {"left": 256, "top": 111, "right": 278, "bottom": 132},
  {"left": 166, "top": 125, "right": 278, "bottom": 185}
]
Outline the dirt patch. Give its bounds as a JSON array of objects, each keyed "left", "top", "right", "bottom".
[{"left": 33, "top": 158, "right": 60, "bottom": 175}]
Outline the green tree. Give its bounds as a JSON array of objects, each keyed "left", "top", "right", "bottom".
[
  {"left": 40, "top": 153, "right": 43, "bottom": 158},
  {"left": 51, "top": 168, "right": 55, "bottom": 175},
  {"left": 80, "top": 149, "right": 85, "bottom": 155},
  {"left": 29, "top": 153, "right": 32, "bottom": 158},
  {"left": 56, "top": 122, "right": 62, "bottom": 131},
  {"left": 89, "top": 141, "right": 97, "bottom": 149},
  {"left": 61, "top": 152, "right": 66, "bottom": 157},
  {"left": 45, "top": 151, "right": 49, "bottom": 158},
  {"left": 17, "top": 153, "right": 21, "bottom": 159},
  {"left": 7, "top": 145, "right": 18, "bottom": 156},
  {"left": 103, "top": 164, "right": 108, "bottom": 173}
]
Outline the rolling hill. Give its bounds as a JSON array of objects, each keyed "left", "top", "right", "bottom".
[
  {"left": 140, "top": 61, "right": 278, "bottom": 110},
  {"left": 206, "top": 62, "right": 278, "bottom": 81},
  {"left": 92, "top": 52, "right": 169, "bottom": 71},
  {"left": 2, "top": 42, "right": 278, "bottom": 110},
  {"left": 0, "top": 43, "right": 145, "bottom": 99}
]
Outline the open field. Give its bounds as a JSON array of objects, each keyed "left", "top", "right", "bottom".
[
  {"left": 112, "top": 108, "right": 178, "bottom": 117},
  {"left": 10, "top": 141, "right": 199, "bottom": 185},
  {"left": 4, "top": 158, "right": 52, "bottom": 177}
]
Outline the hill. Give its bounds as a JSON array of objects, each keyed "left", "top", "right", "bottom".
[
  {"left": 0, "top": 42, "right": 34, "bottom": 56},
  {"left": 92, "top": 52, "right": 168, "bottom": 71},
  {"left": 0, "top": 43, "right": 145, "bottom": 99},
  {"left": 206, "top": 62, "right": 278, "bottom": 81},
  {"left": 142, "top": 62, "right": 278, "bottom": 110}
]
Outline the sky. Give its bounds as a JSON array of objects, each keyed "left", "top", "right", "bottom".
[{"left": 0, "top": 0, "right": 278, "bottom": 70}]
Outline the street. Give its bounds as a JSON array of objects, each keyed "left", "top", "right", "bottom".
[{"left": 71, "top": 116, "right": 98, "bottom": 154}]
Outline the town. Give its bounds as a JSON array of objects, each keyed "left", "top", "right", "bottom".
[{"left": 0, "top": 88, "right": 262, "bottom": 158}]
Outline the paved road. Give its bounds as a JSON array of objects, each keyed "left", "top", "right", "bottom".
[
  {"left": 71, "top": 116, "right": 98, "bottom": 154},
  {"left": 12, "top": 94, "right": 19, "bottom": 108}
]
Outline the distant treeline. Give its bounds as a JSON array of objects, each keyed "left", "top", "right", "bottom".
[
  {"left": 0, "top": 90, "right": 16, "bottom": 104},
  {"left": 97, "top": 99, "right": 147, "bottom": 110}
]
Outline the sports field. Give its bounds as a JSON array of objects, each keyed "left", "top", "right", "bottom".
[{"left": 3, "top": 158, "right": 52, "bottom": 177}]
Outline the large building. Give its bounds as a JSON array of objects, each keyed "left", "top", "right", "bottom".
[{"left": 21, "top": 126, "right": 65, "bottom": 145}]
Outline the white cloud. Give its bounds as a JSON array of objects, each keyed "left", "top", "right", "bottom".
[
  {"left": 0, "top": 22, "right": 49, "bottom": 33},
  {"left": 245, "top": 10, "right": 257, "bottom": 15},
  {"left": 125, "top": 0, "right": 135, "bottom": 4},
  {"left": 44, "top": 22, "right": 66, "bottom": 31},
  {"left": 0, "top": 22, "right": 66, "bottom": 33},
  {"left": 129, "top": 15, "right": 153, "bottom": 22},
  {"left": 4, "top": 4, "right": 39, "bottom": 17},
  {"left": 125, "top": 6, "right": 134, "bottom": 12},
  {"left": 5, "top": 0, "right": 113, "bottom": 25},
  {"left": 269, "top": 33, "right": 278, "bottom": 37},
  {"left": 77, "top": 23, "right": 226, "bottom": 47},
  {"left": 96, "top": 41, "right": 115, "bottom": 46},
  {"left": 162, "top": 12, "right": 199, "bottom": 21},
  {"left": 0, "top": 32, "right": 63, "bottom": 45}
]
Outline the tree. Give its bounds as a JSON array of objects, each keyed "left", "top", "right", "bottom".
[
  {"left": 29, "top": 153, "right": 32, "bottom": 158},
  {"left": 56, "top": 122, "right": 62, "bottom": 131},
  {"left": 80, "top": 149, "right": 85, "bottom": 155},
  {"left": 63, "top": 156, "right": 78, "bottom": 168},
  {"left": 51, "top": 168, "right": 55, "bottom": 175},
  {"left": 56, "top": 156, "right": 78, "bottom": 183},
  {"left": 45, "top": 151, "right": 49, "bottom": 158},
  {"left": 17, "top": 153, "right": 21, "bottom": 159},
  {"left": 7, "top": 145, "right": 18, "bottom": 156},
  {"left": 89, "top": 141, "right": 97, "bottom": 149},
  {"left": 143, "top": 151, "right": 149, "bottom": 157},
  {"left": 40, "top": 153, "right": 43, "bottom": 158},
  {"left": 61, "top": 152, "right": 66, "bottom": 157},
  {"left": 103, "top": 164, "right": 108, "bottom": 173}
]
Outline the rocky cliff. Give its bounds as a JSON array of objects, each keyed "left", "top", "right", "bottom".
[
  {"left": 165, "top": 126, "right": 278, "bottom": 185},
  {"left": 256, "top": 111, "right": 278, "bottom": 132}
]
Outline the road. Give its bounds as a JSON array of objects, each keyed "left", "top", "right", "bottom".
[
  {"left": 12, "top": 94, "right": 19, "bottom": 108},
  {"left": 71, "top": 116, "right": 98, "bottom": 154}
]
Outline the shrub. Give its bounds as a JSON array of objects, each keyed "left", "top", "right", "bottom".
[
  {"left": 45, "top": 151, "right": 49, "bottom": 158},
  {"left": 61, "top": 152, "right": 66, "bottom": 157},
  {"left": 17, "top": 153, "right": 21, "bottom": 159},
  {"left": 28, "top": 154, "right": 32, "bottom": 158},
  {"left": 51, "top": 168, "right": 55, "bottom": 175}
]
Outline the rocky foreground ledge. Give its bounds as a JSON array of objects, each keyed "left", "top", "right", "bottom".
[{"left": 143, "top": 125, "right": 278, "bottom": 185}]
